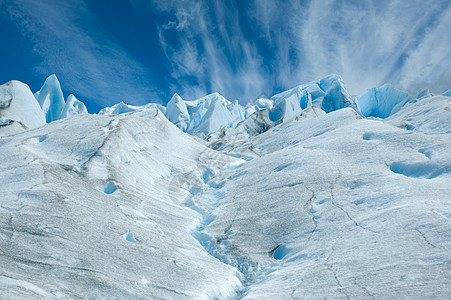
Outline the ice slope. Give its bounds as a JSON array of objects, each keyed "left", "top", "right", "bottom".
[
  {"left": 198, "top": 96, "right": 451, "bottom": 299},
  {"left": 0, "top": 108, "right": 245, "bottom": 299},
  {"left": 0, "top": 80, "right": 46, "bottom": 135},
  {"left": 386, "top": 95, "right": 451, "bottom": 135}
]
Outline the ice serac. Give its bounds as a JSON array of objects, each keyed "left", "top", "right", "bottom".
[
  {"left": 415, "top": 88, "right": 432, "bottom": 99},
  {"left": 165, "top": 93, "right": 190, "bottom": 131},
  {"left": 270, "top": 75, "right": 354, "bottom": 122},
  {"left": 228, "top": 100, "right": 246, "bottom": 127},
  {"left": 357, "top": 84, "right": 413, "bottom": 118},
  {"left": 0, "top": 80, "right": 46, "bottom": 135},
  {"left": 99, "top": 101, "right": 166, "bottom": 115},
  {"left": 320, "top": 75, "right": 355, "bottom": 113},
  {"left": 36, "top": 74, "right": 66, "bottom": 122},
  {"left": 443, "top": 89, "right": 451, "bottom": 97},
  {"left": 185, "top": 93, "right": 226, "bottom": 131},
  {"left": 190, "top": 93, "right": 234, "bottom": 138},
  {"left": 61, "top": 94, "right": 88, "bottom": 118},
  {"left": 245, "top": 97, "right": 274, "bottom": 116}
]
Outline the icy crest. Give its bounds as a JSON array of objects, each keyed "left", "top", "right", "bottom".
[
  {"left": 356, "top": 84, "right": 413, "bottom": 118},
  {"left": 36, "top": 74, "right": 66, "bottom": 122},
  {"left": 165, "top": 93, "right": 190, "bottom": 131},
  {"left": 61, "top": 94, "right": 88, "bottom": 118},
  {"left": 2, "top": 73, "right": 450, "bottom": 139},
  {"left": 99, "top": 101, "right": 166, "bottom": 115},
  {"left": 442, "top": 89, "right": 451, "bottom": 97},
  {"left": 270, "top": 74, "right": 355, "bottom": 118},
  {"left": 0, "top": 80, "right": 46, "bottom": 134}
]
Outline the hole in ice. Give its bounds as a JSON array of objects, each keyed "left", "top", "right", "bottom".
[
  {"left": 418, "top": 148, "right": 432, "bottom": 159},
  {"left": 354, "top": 199, "right": 365, "bottom": 206},
  {"left": 137, "top": 278, "right": 151, "bottom": 288},
  {"left": 318, "top": 198, "right": 327, "bottom": 205},
  {"left": 226, "top": 229, "right": 234, "bottom": 235},
  {"left": 228, "top": 171, "right": 247, "bottom": 180},
  {"left": 405, "top": 124, "right": 414, "bottom": 131},
  {"left": 389, "top": 162, "right": 448, "bottom": 179},
  {"left": 209, "top": 180, "right": 225, "bottom": 189},
  {"left": 362, "top": 133, "right": 374, "bottom": 140},
  {"left": 124, "top": 232, "right": 138, "bottom": 243},
  {"left": 271, "top": 244, "right": 289, "bottom": 260},
  {"left": 274, "top": 163, "right": 293, "bottom": 172},
  {"left": 202, "top": 170, "right": 213, "bottom": 184},
  {"left": 27, "top": 135, "right": 48, "bottom": 144},
  {"left": 104, "top": 182, "right": 117, "bottom": 194},
  {"left": 219, "top": 240, "right": 231, "bottom": 250}
]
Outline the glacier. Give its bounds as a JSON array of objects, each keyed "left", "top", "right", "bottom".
[{"left": 0, "top": 74, "right": 450, "bottom": 299}]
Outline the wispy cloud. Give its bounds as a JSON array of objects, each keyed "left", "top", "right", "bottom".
[
  {"left": 250, "top": 0, "right": 451, "bottom": 95},
  {"left": 154, "top": 0, "right": 268, "bottom": 103},
  {"left": 4, "top": 0, "right": 162, "bottom": 110},
  {"left": 3, "top": 0, "right": 450, "bottom": 110}
]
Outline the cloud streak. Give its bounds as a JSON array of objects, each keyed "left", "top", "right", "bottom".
[
  {"left": 2, "top": 0, "right": 450, "bottom": 110},
  {"left": 3, "top": 0, "right": 162, "bottom": 110},
  {"left": 254, "top": 0, "right": 451, "bottom": 95}
]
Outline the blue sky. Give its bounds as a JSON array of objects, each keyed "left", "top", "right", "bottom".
[{"left": 1, "top": 0, "right": 450, "bottom": 113}]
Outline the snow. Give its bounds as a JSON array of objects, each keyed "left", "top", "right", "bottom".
[
  {"left": 0, "top": 74, "right": 450, "bottom": 299},
  {"left": 0, "top": 80, "right": 46, "bottom": 135}
]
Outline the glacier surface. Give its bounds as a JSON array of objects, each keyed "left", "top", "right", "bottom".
[{"left": 0, "top": 74, "right": 450, "bottom": 299}]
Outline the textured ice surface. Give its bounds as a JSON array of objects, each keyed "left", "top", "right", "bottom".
[
  {"left": 0, "top": 109, "right": 243, "bottom": 299},
  {"left": 0, "top": 75, "right": 450, "bottom": 299},
  {"left": 203, "top": 100, "right": 450, "bottom": 299}
]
